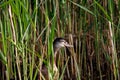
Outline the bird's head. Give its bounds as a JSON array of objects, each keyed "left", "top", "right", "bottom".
[{"left": 53, "top": 38, "right": 73, "bottom": 53}]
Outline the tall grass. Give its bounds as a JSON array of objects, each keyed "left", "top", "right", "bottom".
[{"left": 0, "top": 0, "right": 120, "bottom": 80}]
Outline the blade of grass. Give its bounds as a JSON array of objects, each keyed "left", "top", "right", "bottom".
[{"left": 69, "top": 0, "right": 95, "bottom": 16}]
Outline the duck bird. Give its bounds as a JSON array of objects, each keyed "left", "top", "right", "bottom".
[{"left": 39, "top": 37, "right": 73, "bottom": 80}]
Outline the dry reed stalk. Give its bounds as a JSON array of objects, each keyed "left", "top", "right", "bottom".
[{"left": 8, "top": 5, "right": 21, "bottom": 80}]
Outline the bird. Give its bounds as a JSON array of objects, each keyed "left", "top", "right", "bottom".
[{"left": 39, "top": 37, "right": 73, "bottom": 80}]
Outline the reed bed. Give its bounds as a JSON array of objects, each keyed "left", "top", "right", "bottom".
[{"left": 0, "top": 0, "right": 120, "bottom": 80}]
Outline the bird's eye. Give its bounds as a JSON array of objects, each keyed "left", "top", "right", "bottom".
[{"left": 64, "top": 41, "right": 68, "bottom": 44}]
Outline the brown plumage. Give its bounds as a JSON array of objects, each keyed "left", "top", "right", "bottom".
[{"left": 39, "top": 38, "right": 73, "bottom": 80}]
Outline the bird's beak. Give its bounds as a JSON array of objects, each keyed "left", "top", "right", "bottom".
[{"left": 64, "top": 42, "right": 73, "bottom": 47}]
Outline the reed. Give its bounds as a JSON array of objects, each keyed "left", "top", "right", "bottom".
[{"left": 0, "top": 0, "right": 120, "bottom": 80}]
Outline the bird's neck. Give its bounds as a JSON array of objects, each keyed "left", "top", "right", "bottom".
[{"left": 53, "top": 47, "right": 59, "bottom": 63}]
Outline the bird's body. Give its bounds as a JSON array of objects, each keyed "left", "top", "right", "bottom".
[{"left": 39, "top": 37, "right": 73, "bottom": 80}]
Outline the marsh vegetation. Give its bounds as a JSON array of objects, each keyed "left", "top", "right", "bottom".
[{"left": 0, "top": 0, "right": 120, "bottom": 80}]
